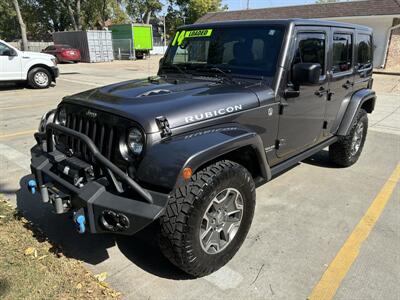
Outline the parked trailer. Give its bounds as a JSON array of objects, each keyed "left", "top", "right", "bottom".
[
  {"left": 110, "top": 24, "right": 153, "bottom": 59},
  {"left": 53, "top": 30, "right": 113, "bottom": 63}
]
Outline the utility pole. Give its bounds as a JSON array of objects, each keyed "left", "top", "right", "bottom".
[
  {"left": 246, "top": 0, "right": 250, "bottom": 10},
  {"left": 12, "top": 0, "right": 28, "bottom": 51}
]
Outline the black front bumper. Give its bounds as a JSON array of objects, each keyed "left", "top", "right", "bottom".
[{"left": 30, "top": 123, "right": 169, "bottom": 235}]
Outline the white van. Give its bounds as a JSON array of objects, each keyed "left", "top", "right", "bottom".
[{"left": 0, "top": 39, "right": 59, "bottom": 89}]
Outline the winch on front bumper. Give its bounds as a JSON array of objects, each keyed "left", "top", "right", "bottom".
[{"left": 30, "top": 123, "right": 169, "bottom": 235}]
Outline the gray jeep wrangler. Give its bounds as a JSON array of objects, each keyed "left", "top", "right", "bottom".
[{"left": 29, "top": 19, "right": 375, "bottom": 277}]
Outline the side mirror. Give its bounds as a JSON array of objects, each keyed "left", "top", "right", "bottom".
[
  {"left": 3, "top": 49, "right": 17, "bottom": 56},
  {"left": 292, "top": 63, "right": 321, "bottom": 85}
]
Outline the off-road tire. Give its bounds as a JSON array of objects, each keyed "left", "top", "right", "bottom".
[
  {"left": 159, "top": 160, "right": 255, "bottom": 277},
  {"left": 329, "top": 109, "right": 368, "bottom": 167},
  {"left": 28, "top": 67, "right": 51, "bottom": 89}
]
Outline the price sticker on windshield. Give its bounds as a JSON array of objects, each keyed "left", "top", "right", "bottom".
[{"left": 172, "top": 29, "right": 213, "bottom": 46}]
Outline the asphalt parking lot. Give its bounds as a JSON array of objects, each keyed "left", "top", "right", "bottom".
[{"left": 0, "top": 58, "right": 399, "bottom": 299}]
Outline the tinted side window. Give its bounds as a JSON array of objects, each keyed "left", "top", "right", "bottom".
[
  {"left": 0, "top": 42, "right": 12, "bottom": 55},
  {"left": 357, "top": 34, "right": 372, "bottom": 69},
  {"left": 293, "top": 32, "right": 326, "bottom": 74},
  {"left": 332, "top": 33, "right": 353, "bottom": 73}
]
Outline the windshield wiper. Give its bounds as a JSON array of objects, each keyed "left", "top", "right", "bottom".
[
  {"left": 211, "top": 67, "right": 236, "bottom": 84},
  {"left": 163, "top": 64, "right": 192, "bottom": 79},
  {"left": 195, "top": 66, "right": 236, "bottom": 84}
]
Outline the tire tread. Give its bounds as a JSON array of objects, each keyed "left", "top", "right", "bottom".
[
  {"left": 329, "top": 109, "right": 368, "bottom": 167},
  {"left": 160, "top": 160, "right": 255, "bottom": 276}
]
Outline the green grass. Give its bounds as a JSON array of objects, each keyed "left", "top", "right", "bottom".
[{"left": 0, "top": 197, "right": 121, "bottom": 300}]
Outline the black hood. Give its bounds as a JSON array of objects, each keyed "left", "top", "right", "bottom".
[{"left": 62, "top": 78, "right": 263, "bottom": 133}]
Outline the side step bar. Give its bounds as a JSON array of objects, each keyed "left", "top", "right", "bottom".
[{"left": 270, "top": 137, "right": 338, "bottom": 177}]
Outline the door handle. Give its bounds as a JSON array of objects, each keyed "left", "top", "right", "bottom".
[
  {"left": 342, "top": 80, "right": 354, "bottom": 89},
  {"left": 327, "top": 91, "right": 335, "bottom": 101},
  {"left": 315, "top": 86, "right": 328, "bottom": 97}
]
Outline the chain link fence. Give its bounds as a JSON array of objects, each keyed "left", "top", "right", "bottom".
[
  {"left": 112, "top": 37, "right": 168, "bottom": 59},
  {"left": 112, "top": 39, "right": 135, "bottom": 60}
]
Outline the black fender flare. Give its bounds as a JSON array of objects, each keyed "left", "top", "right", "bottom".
[
  {"left": 136, "top": 124, "right": 271, "bottom": 191},
  {"left": 335, "top": 89, "right": 376, "bottom": 136}
]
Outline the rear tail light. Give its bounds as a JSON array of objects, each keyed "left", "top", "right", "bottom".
[{"left": 61, "top": 50, "right": 77, "bottom": 56}]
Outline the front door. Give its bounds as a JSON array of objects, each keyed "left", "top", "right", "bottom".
[
  {"left": 277, "top": 28, "right": 329, "bottom": 158},
  {"left": 0, "top": 42, "right": 22, "bottom": 80}
]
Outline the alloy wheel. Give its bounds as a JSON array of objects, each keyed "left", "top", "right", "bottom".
[{"left": 199, "top": 188, "right": 244, "bottom": 254}]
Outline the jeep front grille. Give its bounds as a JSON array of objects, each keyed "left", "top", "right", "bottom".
[{"left": 64, "top": 112, "right": 116, "bottom": 162}]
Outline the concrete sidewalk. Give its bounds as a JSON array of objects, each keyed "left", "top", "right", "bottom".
[{"left": 369, "top": 74, "right": 400, "bottom": 136}]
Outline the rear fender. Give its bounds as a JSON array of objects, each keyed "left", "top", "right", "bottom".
[
  {"left": 136, "top": 124, "right": 271, "bottom": 190},
  {"left": 335, "top": 89, "right": 376, "bottom": 136}
]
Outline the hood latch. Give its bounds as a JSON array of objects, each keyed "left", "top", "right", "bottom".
[{"left": 156, "top": 116, "right": 172, "bottom": 138}]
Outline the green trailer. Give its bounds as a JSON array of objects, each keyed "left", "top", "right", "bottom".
[{"left": 111, "top": 24, "right": 153, "bottom": 59}]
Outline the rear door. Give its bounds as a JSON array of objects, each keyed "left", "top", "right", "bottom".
[
  {"left": 325, "top": 28, "right": 355, "bottom": 133},
  {"left": 353, "top": 31, "right": 373, "bottom": 91},
  {"left": 277, "top": 27, "right": 329, "bottom": 158}
]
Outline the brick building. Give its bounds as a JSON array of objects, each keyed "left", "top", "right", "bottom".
[{"left": 197, "top": 0, "right": 400, "bottom": 70}]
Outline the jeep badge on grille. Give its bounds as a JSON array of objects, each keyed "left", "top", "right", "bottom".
[{"left": 86, "top": 110, "right": 97, "bottom": 118}]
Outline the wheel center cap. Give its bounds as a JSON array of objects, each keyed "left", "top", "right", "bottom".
[{"left": 216, "top": 211, "right": 225, "bottom": 224}]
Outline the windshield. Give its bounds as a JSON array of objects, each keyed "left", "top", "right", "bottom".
[{"left": 161, "top": 26, "right": 285, "bottom": 78}]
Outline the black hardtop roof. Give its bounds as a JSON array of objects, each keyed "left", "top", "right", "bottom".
[{"left": 179, "top": 18, "right": 372, "bottom": 32}]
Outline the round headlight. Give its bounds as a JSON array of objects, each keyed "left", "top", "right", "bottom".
[
  {"left": 127, "top": 128, "right": 144, "bottom": 155},
  {"left": 38, "top": 109, "right": 56, "bottom": 132},
  {"left": 56, "top": 107, "right": 67, "bottom": 126}
]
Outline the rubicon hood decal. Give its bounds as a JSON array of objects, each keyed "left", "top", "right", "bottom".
[{"left": 184, "top": 105, "right": 243, "bottom": 123}]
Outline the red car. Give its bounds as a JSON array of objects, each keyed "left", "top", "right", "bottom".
[{"left": 42, "top": 44, "right": 81, "bottom": 63}]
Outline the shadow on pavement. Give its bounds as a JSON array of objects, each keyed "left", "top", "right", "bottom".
[
  {"left": 0, "top": 82, "right": 56, "bottom": 91},
  {"left": 116, "top": 223, "right": 193, "bottom": 280},
  {"left": 15, "top": 175, "right": 193, "bottom": 280},
  {"left": 303, "top": 149, "right": 339, "bottom": 168},
  {"left": 0, "top": 83, "right": 26, "bottom": 91}
]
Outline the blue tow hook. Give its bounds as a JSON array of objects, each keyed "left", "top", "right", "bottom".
[
  {"left": 28, "top": 179, "right": 37, "bottom": 194},
  {"left": 74, "top": 215, "right": 86, "bottom": 234}
]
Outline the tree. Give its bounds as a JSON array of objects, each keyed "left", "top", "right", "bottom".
[
  {"left": 126, "top": 0, "right": 163, "bottom": 24},
  {"left": 0, "top": 1, "right": 18, "bottom": 41},
  {"left": 1, "top": 0, "right": 129, "bottom": 41},
  {"left": 60, "top": 0, "right": 82, "bottom": 30},
  {"left": 12, "top": 0, "right": 28, "bottom": 50},
  {"left": 176, "top": 0, "right": 227, "bottom": 24},
  {"left": 109, "top": 0, "right": 129, "bottom": 25},
  {"left": 165, "top": 0, "right": 227, "bottom": 37},
  {"left": 81, "top": 0, "right": 129, "bottom": 29},
  {"left": 19, "top": 0, "right": 74, "bottom": 40}
]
